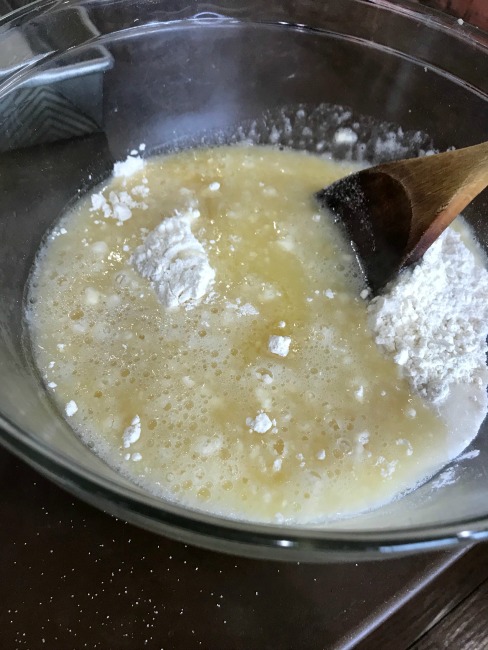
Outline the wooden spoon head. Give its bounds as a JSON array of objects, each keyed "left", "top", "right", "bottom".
[{"left": 316, "top": 170, "right": 413, "bottom": 293}]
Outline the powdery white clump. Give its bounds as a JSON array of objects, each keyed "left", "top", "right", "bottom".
[
  {"left": 246, "top": 412, "right": 273, "bottom": 433},
  {"left": 65, "top": 400, "right": 78, "bottom": 417},
  {"left": 90, "top": 188, "right": 148, "bottom": 223},
  {"left": 368, "top": 228, "right": 488, "bottom": 403},
  {"left": 268, "top": 335, "right": 291, "bottom": 357},
  {"left": 113, "top": 155, "right": 145, "bottom": 178},
  {"left": 123, "top": 415, "right": 141, "bottom": 448},
  {"left": 131, "top": 206, "right": 215, "bottom": 309},
  {"left": 226, "top": 300, "right": 259, "bottom": 317}
]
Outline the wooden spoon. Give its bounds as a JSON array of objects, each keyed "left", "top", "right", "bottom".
[{"left": 316, "top": 141, "right": 488, "bottom": 293}]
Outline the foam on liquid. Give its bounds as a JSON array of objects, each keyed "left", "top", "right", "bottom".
[{"left": 28, "top": 146, "right": 457, "bottom": 524}]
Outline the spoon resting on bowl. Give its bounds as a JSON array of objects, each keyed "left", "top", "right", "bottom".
[{"left": 316, "top": 141, "right": 488, "bottom": 294}]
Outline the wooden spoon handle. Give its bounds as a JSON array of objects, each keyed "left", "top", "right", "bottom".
[{"left": 374, "top": 141, "right": 488, "bottom": 264}]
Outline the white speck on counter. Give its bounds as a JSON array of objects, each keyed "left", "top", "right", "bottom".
[
  {"left": 123, "top": 415, "right": 141, "bottom": 448},
  {"left": 268, "top": 335, "right": 291, "bottom": 357},
  {"left": 208, "top": 182, "right": 220, "bottom": 191},
  {"left": 457, "top": 18, "right": 464, "bottom": 25},
  {"left": 65, "top": 400, "right": 78, "bottom": 417},
  {"left": 246, "top": 412, "right": 273, "bottom": 433}
]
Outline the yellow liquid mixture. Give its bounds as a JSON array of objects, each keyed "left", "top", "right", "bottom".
[{"left": 28, "top": 146, "right": 451, "bottom": 524}]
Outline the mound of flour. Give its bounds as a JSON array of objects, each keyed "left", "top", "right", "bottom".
[
  {"left": 368, "top": 227, "right": 488, "bottom": 404},
  {"left": 131, "top": 205, "right": 215, "bottom": 309}
]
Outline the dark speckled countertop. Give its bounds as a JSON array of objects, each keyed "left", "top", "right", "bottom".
[{"left": 1, "top": 446, "right": 478, "bottom": 650}]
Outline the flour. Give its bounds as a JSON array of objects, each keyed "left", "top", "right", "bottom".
[
  {"left": 90, "top": 188, "right": 148, "bottom": 223},
  {"left": 113, "top": 154, "right": 145, "bottom": 178},
  {"left": 89, "top": 154, "right": 148, "bottom": 223},
  {"left": 268, "top": 335, "right": 291, "bottom": 357},
  {"left": 368, "top": 228, "right": 488, "bottom": 403},
  {"left": 131, "top": 205, "right": 215, "bottom": 308},
  {"left": 246, "top": 412, "right": 274, "bottom": 433},
  {"left": 65, "top": 400, "right": 78, "bottom": 417},
  {"left": 122, "top": 415, "right": 141, "bottom": 448},
  {"left": 226, "top": 300, "right": 259, "bottom": 317}
]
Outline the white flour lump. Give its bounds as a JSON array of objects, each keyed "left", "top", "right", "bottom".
[
  {"left": 131, "top": 205, "right": 215, "bottom": 308},
  {"left": 123, "top": 415, "right": 141, "bottom": 448},
  {"left": 246, "top": 412, "right": 274, "bottom": 433},
  {"left": 268, "top": 335, "right": 291, "bottom": 357},
  {"left": 368, "top": 228, "right": 488, "bottom": 403},
  {"left": 113, "top": 154, "right": 145, "bottom": 178}
]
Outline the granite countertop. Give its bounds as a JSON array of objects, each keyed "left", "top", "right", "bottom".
[{"left": 3, "top": 446, "right": 485, "bottom": 650}]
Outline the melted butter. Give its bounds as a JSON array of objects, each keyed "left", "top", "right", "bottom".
[{"left": 28, "top": 146, "right": 449, "bottom": 524}]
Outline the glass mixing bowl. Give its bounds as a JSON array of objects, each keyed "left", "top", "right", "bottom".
[{"left": 0, "top": 0, "right": 487, "bottom": 561}]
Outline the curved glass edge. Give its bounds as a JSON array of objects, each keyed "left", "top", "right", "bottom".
[
  {"left": 369, "top": 0, "right": 488, "bottom": 42},
  {"left": 3, "top": 412, "right": 488, "bottom": 561},
  {"left": 0, "top": 0, "right": 57, "bottom": 26},
  {"left": 0, "top": 0, "right": 487, "bottom": 91}
]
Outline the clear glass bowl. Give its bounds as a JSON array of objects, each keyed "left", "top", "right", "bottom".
[{"left": 1, "top": 0, "right": 487, "bottom": 561}]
